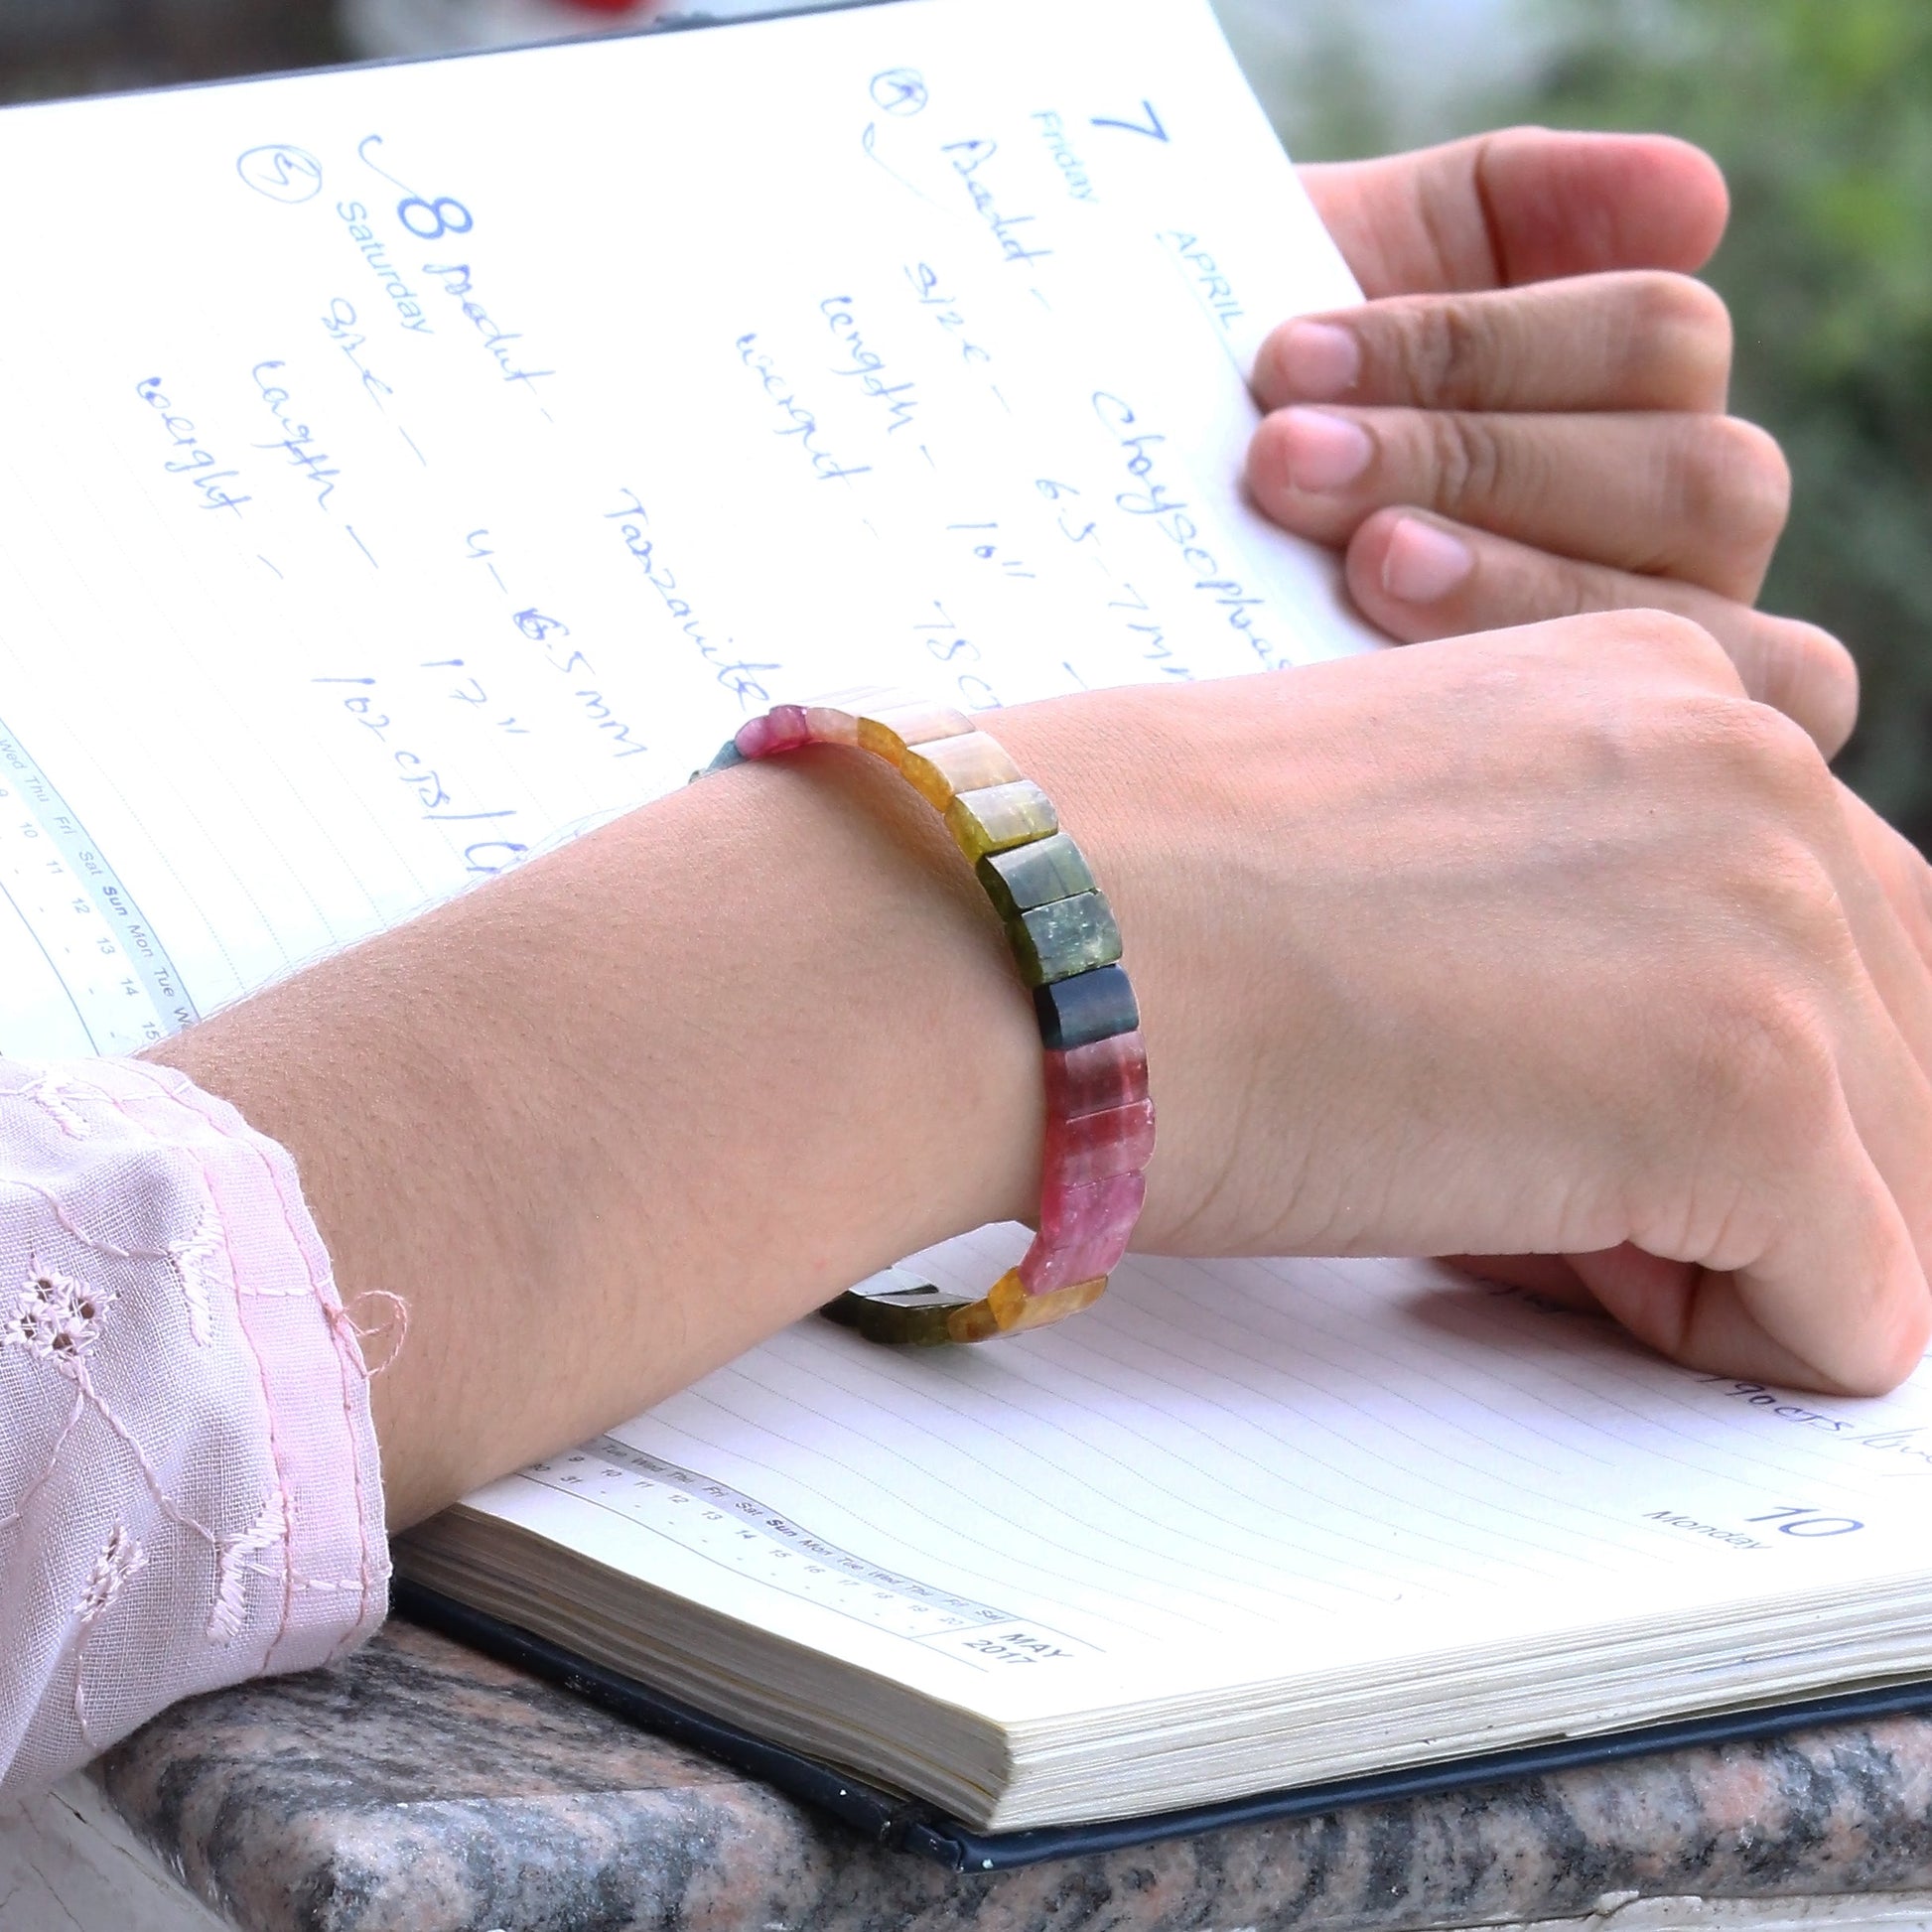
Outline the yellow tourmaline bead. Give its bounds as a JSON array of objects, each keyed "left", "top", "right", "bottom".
[
  {"left": 946, "top": 1269, "right": 1109, "bottom": 1342},
  {"left": 899, "top": 731, "right": 1024, "bottom": 808},
  {"left": 856, "top": 699, "right": 975, "bottom": 765},
  {"left": 944, "top": 779, "right": 1058, "bottom": 861}
]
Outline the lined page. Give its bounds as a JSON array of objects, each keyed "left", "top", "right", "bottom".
[
  {"left": 461, "top": 1229, "right": 1932, "bottom": 1724},
  {"left": 0, "top": 0, "right": 1373, "bottom": 1057}
]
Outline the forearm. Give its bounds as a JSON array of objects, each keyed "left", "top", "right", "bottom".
[{"left": 151, "top": 747, "right": 1040, "bottom": 1528}]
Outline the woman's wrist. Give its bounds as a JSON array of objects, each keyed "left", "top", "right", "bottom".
[{"left": 152, "top": 742, "right": 1042, "bottom": 1525}]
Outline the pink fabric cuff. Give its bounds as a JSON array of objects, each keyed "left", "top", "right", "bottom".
[{"left": 0, "top": 1056, "right": 388, "bottom": 1798}]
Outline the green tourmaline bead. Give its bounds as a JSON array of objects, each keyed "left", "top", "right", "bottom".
[
  {"left": 976, "top": 832, "right": 1097, "bottom": 922},
  {"left": 1006, "top": 891, "right": 1122, "bottom": 987},
  {"left": 701, "top": 740, "right": 747, "bottom": 775}
]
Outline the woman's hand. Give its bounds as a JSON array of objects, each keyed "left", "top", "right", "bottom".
[
  {"left": 999, "top": 613, "right": 1932, "bottom": 1397},
  {"left": 1254, "top": 130, "right": 1857, "bottom": 756}
]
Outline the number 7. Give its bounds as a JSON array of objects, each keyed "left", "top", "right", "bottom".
[{"left": 1091, "top": 99, "right": 1169, "bottom": 142}]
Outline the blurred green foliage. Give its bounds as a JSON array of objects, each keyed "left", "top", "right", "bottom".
[{"left": 1266, "top": 0, "right": 1932, "bottom": 844}]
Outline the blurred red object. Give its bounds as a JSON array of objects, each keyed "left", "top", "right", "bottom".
[{"left": 557, "top": 0, "right": 656, "bottom": 11}]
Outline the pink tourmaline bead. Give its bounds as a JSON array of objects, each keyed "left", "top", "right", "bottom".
[
  {"left": 1042, "top": 1097, "right": 1156, "bottom": 1188},
  {"left": 1022, "top": 1170, "right": 1146, "bottom": 1292},
  {"left": 735, "top": 706, "right": 810, "bottom": 759},
  {"left": 1043, "top": 1031, "right": 1149, "bottom": 1121}
]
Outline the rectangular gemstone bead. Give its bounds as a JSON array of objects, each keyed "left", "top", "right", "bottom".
[
  {"left": 899, "top": 730, "right": 1023, "bottom": 808},
  {"left": 1033, "top": 962, "right": 1138, "bottom": 1049},
  {"left": 976, "top": 832, "right": 1097, "bottom": 921},
  {"left": 1023, "top": 1170, "right": 1146, "bottom": 1291},
  {"left": 802, "top": 705, "right": 863, "bottom": 746},
  {"left": 1042, "top": 1097, "right": 1156, "bottom": 1188},
  {"left": 945, "top": 779, "right": 1057, "bottom": 861},
  {"left": 947, "top": 1269, "right": 1109, "bottom": 1341},
  {"left": 1007, "top": 891, "right": 1122, "bottom": 987},
  {"left": 734, "top": 706, "right": 810, "bottom": 759},
  {"left": 855, "top": 699, "right": 974, "bottom": 764},
  {"left": 1043, "top": 1030, "right": 1149, "bottom": 1120},
  {"left": 730, "top": 711, "right": 807, "bottom": 753}
]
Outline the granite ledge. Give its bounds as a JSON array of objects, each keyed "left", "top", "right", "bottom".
[{"left": 88, "top": 1620, "right": 1932, "bottom": 1932}]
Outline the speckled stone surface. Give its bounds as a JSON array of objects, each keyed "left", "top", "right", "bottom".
[{"left": 86, "top": 1619, "right": 1932, "bottom": 1932}]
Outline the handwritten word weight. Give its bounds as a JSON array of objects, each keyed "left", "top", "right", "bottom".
[
  {"left": 135, "top": 378, "right": 250, "bottom": 517},
  {"left": 736, "top": 335, "right": 870, "bottom": 483}
]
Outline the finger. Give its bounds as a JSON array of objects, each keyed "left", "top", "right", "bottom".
[
  {"left": 1843, "top": 787, "right": 1932, "bottom": 980},
  {"left": 1339, "top": 510, "right": 1858, "bottom": 758},
  {"left": 1299, "top": 129, "right": 1728, "bottom": 299},
  {"left": 1249, "top": 407, "right": 1786, "bottom": 601},
  {"left": 1571, "top": 1211, "right": 1928, "bottom": 1398},
  {"left": 1253, "top": 273, "right": 1732, "bottom": 417}
]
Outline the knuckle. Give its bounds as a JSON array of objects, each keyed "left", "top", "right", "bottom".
[
  {"left": 1733, "top": 699, "right": 1838, "bottom": 811},
  {"left": 1678, "top": 693, "right": 1838, "bottom": 822},
  {"left": 1398, "top": 297, "right": 1490, "bottom": 409},
  {"left": 1425, "top": 409, "right": 1507, "bottom": 517},
  {"left": 1678, "top": 415, "right": 1792, "bottom": 553},
  {"left": 1679, "top": 968, "right": 1840, "bottom": 1163},
  {"left": 1602, "top": 607, "right": 1740, "bottom": 687}
]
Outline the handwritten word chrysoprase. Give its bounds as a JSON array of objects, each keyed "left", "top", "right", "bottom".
[
  {"left": 820, "top": 297, "right": 919, "bottom": 435},
  {"left": 1160, "top": 230, "right": 1245, "bottom": 331},
  {"left": 423, "top": 261, "right": 555, "bottom": 410},
  {"left": 252, "top": 362, "right": 344, "bottom": 512},
  {"left": 1032, "top": 112, "right": 1096, "bottom": 202},
  {"left": 902, "top": 263, "right": 992, "bottom": 366},
  {"left": 941, "top": 139, "right": 1051, "bottom": 267},
  {"left": 604, "top": 489, "right": 778, "bottom": 710},
  {"left": 1092, "top": 389, "right": 1286, "bottom": 672},
  {"left": 335, "top": 202, "right": 433, "bottom": 333},
  {"left": 134, "top": 378, "right": 250, "bottom": 517},
  {"left": 735, "top": 335, "right": 871, "bottom": 483}
]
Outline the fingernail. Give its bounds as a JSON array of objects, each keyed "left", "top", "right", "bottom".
[
  {"left": 1380, "top": 516, "right": 1474, "bottom": 603},
  {"left": 1274, "top": 320, "right": 1361, "bottom": 399},
  {"left": 1276, "top": 406, "right": 1372, "bottom": 491}
]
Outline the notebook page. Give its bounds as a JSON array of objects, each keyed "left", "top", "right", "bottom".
[
  {"left": 458, "top": 1231, "right": 1932, "bottom": 1726},
  {"left": 0, "top": 0, "right": 1374, "bottom": 1058}
]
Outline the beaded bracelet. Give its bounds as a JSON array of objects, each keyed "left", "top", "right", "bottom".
[{"left": 697, "top": 689, "right": 1152, "bottom": 1346}]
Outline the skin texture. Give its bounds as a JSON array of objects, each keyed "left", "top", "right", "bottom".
[
  {"left": 1254, "top": 130, "right": 1857, "bottom": 756},
  {"left": 149, "top": 132, "right": 1932, "bottom": 1532}
]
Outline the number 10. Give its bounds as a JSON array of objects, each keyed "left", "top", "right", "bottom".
[{"left": 1746, "top": 1506, "right": 1863, "bottom": 1538}]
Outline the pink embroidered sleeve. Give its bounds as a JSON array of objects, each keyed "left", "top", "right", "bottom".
[{"left": 0, "top": 1056, "right": 388, "bottom": 1800}]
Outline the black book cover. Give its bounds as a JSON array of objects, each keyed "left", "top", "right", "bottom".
[{"left": 394, "top": 1580, "right": 1932, "bottom": 1872}]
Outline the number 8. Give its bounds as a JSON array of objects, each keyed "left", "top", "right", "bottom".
[{"left": 398, "top": 195, "right": 474, "bottom": 240}]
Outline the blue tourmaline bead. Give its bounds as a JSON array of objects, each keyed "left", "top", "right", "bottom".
[{"left": 1033, "top": 964, "right": 1140, "bottom": 1050}]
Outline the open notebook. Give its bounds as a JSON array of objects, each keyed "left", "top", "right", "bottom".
[
  {"left": 3, "top": 0, "right": 1930, "bottom": 1864},
  {"left": 398, "top": 1227, "right": 1932, "bottom": 1847}
]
